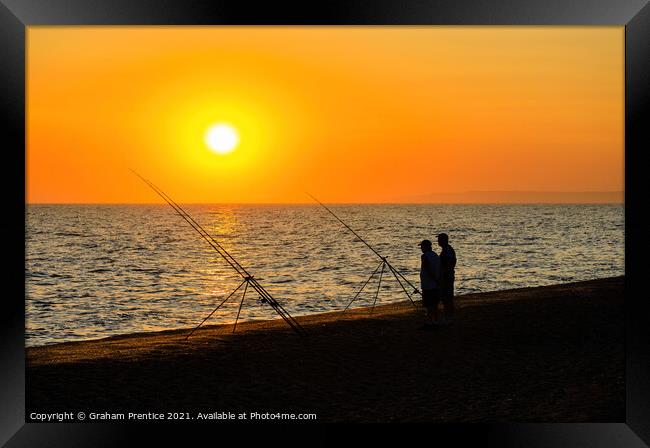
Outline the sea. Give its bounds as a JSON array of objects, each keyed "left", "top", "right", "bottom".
[{"left": 26, "top": 204, "right": 624, "bottom": 346}]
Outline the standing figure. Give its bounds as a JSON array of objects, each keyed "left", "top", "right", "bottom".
[
  {"left": 418, "top": 239, "right": 441, "bottom": 330},
  {"left": 437, "top": 233, "right": 457, "bottom": 325}
]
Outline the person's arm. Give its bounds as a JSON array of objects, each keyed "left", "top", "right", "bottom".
[
  {"left": 441, "top": 249, "right": 456, "bottom": 273},
  {"left": 440, "top": 253, "right": 448, "bottom": 276},
  {"left": 432, "top": 257, "right": 441, "bottom": 283},
  {"left": 423, "top": 254, "right": 438, "bottom": 280}
]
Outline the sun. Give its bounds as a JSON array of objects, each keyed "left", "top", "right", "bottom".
[{"left": 205, "top": 123, "right": 239, "bottom": 154}]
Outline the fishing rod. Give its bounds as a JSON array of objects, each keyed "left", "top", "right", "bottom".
[
  {"left": 132, "top": 169, "right": 308, "bottom": 338},
  {"left": 135, "top": 170, "right": 307, "bottom": 337},
  {"left": 307, "top": 193, "right": 421, "bottom": 311}
]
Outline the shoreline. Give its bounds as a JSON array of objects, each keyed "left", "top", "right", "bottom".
[
  {"left": 27, "top": 276, "right": 625, "bottom": 422},
  {"left": 27, "top": 276, "right": 622, "bottom": 353}
]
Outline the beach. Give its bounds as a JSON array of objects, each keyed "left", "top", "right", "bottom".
[{"left": 26, "top": 276, "right": 624, "bottom": 423}]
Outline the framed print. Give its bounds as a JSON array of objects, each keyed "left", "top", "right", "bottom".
[{"left": 1, "top": 0, "right": 649, "bottom": 445}]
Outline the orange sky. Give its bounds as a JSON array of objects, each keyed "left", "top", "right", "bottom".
[{"left": 27, "top": 27, "right": 624, "bottom": 204}]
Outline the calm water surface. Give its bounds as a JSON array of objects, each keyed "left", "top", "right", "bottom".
[{"left": 26, "top": 204, "right": 624, "bottom": 346}]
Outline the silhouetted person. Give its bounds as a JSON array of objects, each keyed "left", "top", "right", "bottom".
[
  {"left": 418, "top": 239, "right": 441, "bottom": 330},
  {"left": 437, "top": 233, "right": 456, "bottom": 324}
]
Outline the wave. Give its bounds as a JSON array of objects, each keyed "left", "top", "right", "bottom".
[
  {"left": 26, "top": 271, "right": 71, "bottom": 279},
  {"left": 53, "top": 231, "right": 85, "bottom": 237},
  {"left": 269, "top": 278, "right": 293, "bottom": 284}
]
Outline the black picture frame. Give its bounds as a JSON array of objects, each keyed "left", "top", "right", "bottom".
[{"left": 2, "top": 0, "right": 648, "bottom": 445}]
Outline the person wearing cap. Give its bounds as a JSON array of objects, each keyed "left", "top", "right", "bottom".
[
  {"left": 437, "top": 233, "right": 457, "bottom": 325},
  {"left": 418, "top": 239, "right": 441, "bottom": 329}
]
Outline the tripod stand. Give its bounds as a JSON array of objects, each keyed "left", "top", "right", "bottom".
[
  {"left": 343, "top": 257, "right": 420, "bottom": 313},
  {"left": 185, "top": 276, "right": 258, "bottom": 339},
  {"left": 307, "top": 193, "right": 423, "bottom": 314}
]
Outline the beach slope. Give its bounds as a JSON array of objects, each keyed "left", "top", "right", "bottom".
[{"left": 27, "top": 276, "right": 624, "bottom": 422}]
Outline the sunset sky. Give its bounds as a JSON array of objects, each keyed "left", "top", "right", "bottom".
[{"left": 27, "top": 27, "right": 624, "bottom": 204}]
